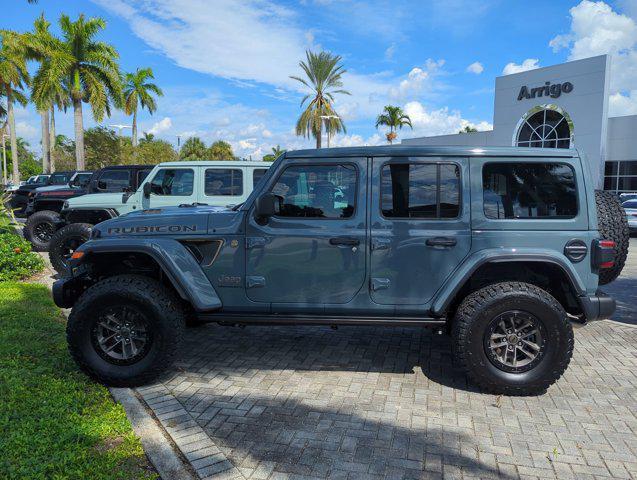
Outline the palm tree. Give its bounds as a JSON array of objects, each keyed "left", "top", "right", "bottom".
[
  {"left": 179, "top": 136, "right": 207, "bottom": 160},
  {"left": 38, "top": 14, "right": 121, "bottom": 170},
  {"left": 207, "top": 140, "right": 234, "bottom": 160},
  {"left": 375, "top": 105, "right": 412, "bottom": 144},
  {"left": 0, "top": 30, "right": 30, "bottom": 183},
  {"left": 140, "top": 132, "right": 155, "bottom": 144},
  {"left": 123, "top": 67, "right": 163, "bottom": 147},
  {"left": 290, "top": 51, "right": 350, "bottom": 149},
  {"left": 263, "top": 145, "right": 285, "bottom": 162},
  {"left": 23, "top": 15, "right": 59, "bottom": 173}
]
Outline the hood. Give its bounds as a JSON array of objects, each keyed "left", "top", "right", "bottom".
[
  {"left": 35, "top": 184, "right": 71, "bottom": 193},
  {"left": 66, "top": 192, "right": 125, "bottom": 208},
  {"left": 92, "top": 205, "right": 243, "bottom": 238}
]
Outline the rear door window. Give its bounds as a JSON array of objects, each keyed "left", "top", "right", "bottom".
[
  {"left": 253, "top": 168, "right": 268, "bottom": 189},
  {"left": 380, "top": 163, "right": 460, "bottom": 219},
  {"left": 97, "top": 170, "right": 130, "bottom": 192},
  {"left": 205, "top": 168, "right": 243, "bottom": 196},
  {"left": 482, "top": 162, "right": 577, "bottom": 219}
]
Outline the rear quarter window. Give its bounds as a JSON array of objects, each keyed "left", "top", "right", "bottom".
[{"left": 482, "top": 162, "right": 577, "bottom": 219}]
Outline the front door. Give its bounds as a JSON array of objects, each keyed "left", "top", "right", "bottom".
[
  {"left": 245, "top": 158, "right": 367, "bottom": 305},
  {"left": 141, "top": 166, "right": 197, "bottom": 210},
  {"left": 369, "top": 156, "right": 471, "bottom": 305}
]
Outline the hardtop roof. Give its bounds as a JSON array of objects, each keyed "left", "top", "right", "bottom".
[
  {"left": 157, "top": 160, "right": 271, "bottom": 167},
  {"left": 284, "top": 145, "right": 579, "bottom": 159}
]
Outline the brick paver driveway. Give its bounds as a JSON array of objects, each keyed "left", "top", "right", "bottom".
[{"left": 137, "top": 241, "right": 637, "bottom": 480}]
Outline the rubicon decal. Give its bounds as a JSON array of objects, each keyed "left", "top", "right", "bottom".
[
  {"left": 107, "top": 225, "right": 197, "bottom": 234},
  {"left": 518, "top": 81, "right": 573, "bottom": 101}
]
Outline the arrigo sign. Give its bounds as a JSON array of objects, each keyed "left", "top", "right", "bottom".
[{"left": 518, "top": 81, "right": 573, "bottom": 101}]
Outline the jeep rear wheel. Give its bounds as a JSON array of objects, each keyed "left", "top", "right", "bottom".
[
  {"left": 452, "top": 282, "right": 573, "bottom": 395},
  {"left": 24, "top": 210, "right": 60, "bottom": 251},
  {"left": 48, "top": 223, "right": 92, "bottom": 276},
  {"left": 595, "top": 190, "right": 629, "bottom": 285},
  {"left": 66, "top": 275, "right": 185, "bottom": 386}
]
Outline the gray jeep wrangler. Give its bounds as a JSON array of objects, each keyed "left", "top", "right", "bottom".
[{"left": 53, "top": 146, "right": 626, "bottom": 395}]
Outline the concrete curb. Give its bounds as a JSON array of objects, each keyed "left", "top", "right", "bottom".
[
  {"left": 33, "top": 252, "right": 200, "bottom": 480},
  {"left": 111, "top": 388, "right": 197, "bottom": 480},
  {"left": 136, "top": 384, "right": 246, "bottom": 480}
]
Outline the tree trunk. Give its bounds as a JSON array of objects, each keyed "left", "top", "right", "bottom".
[
  {"left": 6, "top": 86, "right": 19, "bottom": 183},
  {"left": 73, "top": 97, "right": 85, "bottom": 170},
  {"left": 40, "top": 109, "right": 50, "bottom": 173},
  {"left": 49, "top": 106, "right": 56, "bottom": 173},
  {"left": 315, "top": 120, "right": 322, "bottom": 149},
  {"left": 132, "top": 109, "right": 138, "bottom": 147}
]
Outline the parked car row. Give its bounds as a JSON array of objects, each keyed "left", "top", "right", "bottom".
[{"left": 5, "top": 161, "right": 271, "bottom": 275}]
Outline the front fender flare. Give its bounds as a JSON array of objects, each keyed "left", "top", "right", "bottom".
[
  {"left": 74, "top": 237, "right": 222, "bottom": 312},
  {"left": 431, "top": 248, "right": 587, "bottom": 316}
]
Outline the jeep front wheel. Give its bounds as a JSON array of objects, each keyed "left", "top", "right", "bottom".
[
  {"left": 48, "top": 223, "right": 93, "bottom": 276},
  {"left": 66, "top": 275, "right": 185, "bottom": 386},
  {"left": 452, "top": 282, "right": 573, "bottom": 395},
  {"left": 24, "top": 210, "right": 60, "bottom": 251}
]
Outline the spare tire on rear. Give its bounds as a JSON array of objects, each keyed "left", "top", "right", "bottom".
[
  {"left": 595, "top": 190, "right": 629, "bottom": 285},
  {"left": 48, "top": 223, "right": 93, "bottom": 277}
]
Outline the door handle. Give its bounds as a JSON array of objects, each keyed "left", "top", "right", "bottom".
[
  {"left": 329, "top": 237, "right": 360, "bottom": 247},
  {"left": 426, "top": 237, "right": 457, "bottom": 248}
]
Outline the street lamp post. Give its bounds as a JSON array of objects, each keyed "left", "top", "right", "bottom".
[
  {"left": 319, "top": 115, "right": 338, "bottom": 148},
  {"left": 108, "top": 124, "right": 132, "bottom": 136}
]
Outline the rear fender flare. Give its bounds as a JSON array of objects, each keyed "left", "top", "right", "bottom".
[
  {"left": 431, "top": 248, "right": 587, "bottom": 316},
  {"left": 76, "top": 237, "right": 222, "bottom": 312}
]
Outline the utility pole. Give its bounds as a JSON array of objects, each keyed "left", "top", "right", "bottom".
[{"left": 320, "top": 115, "right": 338, "bottom": 148}]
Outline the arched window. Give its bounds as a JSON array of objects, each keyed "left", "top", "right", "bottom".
[{"left": 515, "top": 106, "right": 572, "bottom": 148}]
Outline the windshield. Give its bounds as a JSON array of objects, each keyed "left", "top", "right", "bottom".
[
  {"left": 48, "top": 173, "right": 70, "bottom": 184},
  {"left": 35, "top": 175, "right": 50, "bottom": 183}
]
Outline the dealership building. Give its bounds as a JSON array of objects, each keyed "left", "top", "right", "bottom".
[{"left": 402, "top": 54, "right": 635, "bottom": 192}]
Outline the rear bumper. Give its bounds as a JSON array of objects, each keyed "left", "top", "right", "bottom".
[{"left": 579, "top": 290, "right": 616, "bottom": 322}]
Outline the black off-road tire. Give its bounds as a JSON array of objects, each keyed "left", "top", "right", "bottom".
[
  {"left": 452, "top": 282, "right": 573, "bottom": 396},
  {"left": 67, "top": 274, "right": 185, "bottom": 387},
  {"left": 48, "top": 223, "right": 93, "bottom": 276},
  {"left": 24, "top": 210, "right": 60, "bottom": 251},
  {"left": 595, "top": 190, "right": 629, "bottom": 285}
]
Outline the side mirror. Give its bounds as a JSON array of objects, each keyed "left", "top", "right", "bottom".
[
  {"left": 143, "top": 182, "right": 152, "bottom": 198},
  {"left": 254, "top": 192, "right": 280, "bottom": 223},
  {"left": 122, "top": 190, "right": 133, "bottom": 203},
  {"left": 97, "top": 180, "right": 107, "bottom": 190}
]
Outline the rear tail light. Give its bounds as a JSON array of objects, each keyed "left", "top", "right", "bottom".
[{"left": 594, "top": 239, "right": 616, "bottom": 270}]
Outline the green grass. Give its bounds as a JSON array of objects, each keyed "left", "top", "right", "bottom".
[{"left": 0, "top": 282, "right": 157, "bottom": 480}]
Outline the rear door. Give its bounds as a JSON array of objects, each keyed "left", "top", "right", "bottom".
[{"left": 369, "top": 156, "right": 471, "bottom": 305}]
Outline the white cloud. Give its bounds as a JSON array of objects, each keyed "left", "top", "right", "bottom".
[
  {"left": 94, "top": 0, "right": 309, "bottom": 88},
  {"left": 384, "top": 44, "right": 396, "bottom": 61},
  {"left": 502, "top": 58, "right": 540, "bottom": 75},
  {"left": 549, "top": 0, "right": 637, "bottom": 114},
  {"left": 388, "top": 59, "right": 445, "bottom": 101},
  {"left": 610, "top": 91, "right": 637, "bottom": 115},
  {"left": 147, "top": 117, "right": 172, "bottom": 135},
  {"left": 466, "top": 61, "right": 484, "bottom": 74},
  {"left": 403, "top": 101, "right": 492, "bottom": 138}
]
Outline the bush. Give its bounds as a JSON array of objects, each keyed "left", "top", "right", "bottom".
[{"left": 0, "top": 233, "right": 44, "bottom": 282}]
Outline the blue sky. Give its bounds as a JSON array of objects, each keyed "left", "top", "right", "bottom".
[{"left": 4, "top": 0, "right": 637, "bottom": 159}]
